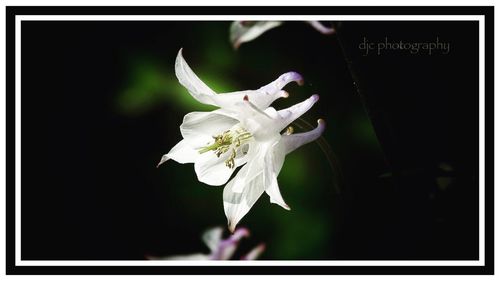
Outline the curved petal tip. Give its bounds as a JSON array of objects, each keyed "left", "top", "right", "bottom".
[
  {"left": 315, "top": 118, "right": 327, "bottom": 135},
  {"left": 280, "top": 90, "right": 289, "bottom": 98},
  {"left": 317, "top": 118, "right": 326, "bottom": 131},
  {"left": 157, "top": 155, "right": 170, "bottom": 168},
  {"left": 311, "top": 94, "right": 320, "bottom": 102},
  {"left": 176, "top": 48, "right": 184, "bottom": 59},
  {"left": 288, "top": 71, "right": 304, "bottom": 86}
]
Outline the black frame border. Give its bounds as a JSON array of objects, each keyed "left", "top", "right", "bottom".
[{"left": 5, "top": 6, "right": 494, "bottom": 275}]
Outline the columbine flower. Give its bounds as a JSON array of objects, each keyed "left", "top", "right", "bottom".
[
  {"left": 230, "top": 21, "right": 335, "bottom": 49},
  {"left": 147, "top": 226, "right": 265, "bottom": 260},
  {"left": 159, "top": 49, "right": 326, "bottom": 231}
]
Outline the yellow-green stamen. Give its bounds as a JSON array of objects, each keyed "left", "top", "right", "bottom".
[{"left": 198, "top": 128, "right": 252, "bottom": 169}]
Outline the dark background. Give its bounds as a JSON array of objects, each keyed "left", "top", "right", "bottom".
[{"left": 20, "top": 20, "right": 479, "bottom": 260}]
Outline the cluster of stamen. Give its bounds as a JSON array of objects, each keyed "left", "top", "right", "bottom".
[{"left": 198, "top": 128, "right": 252, "bottom": 169}]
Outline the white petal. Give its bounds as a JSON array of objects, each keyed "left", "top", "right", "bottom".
[
  {"left": 230, "top": 143, "right": 266, "bottom": 193},
  {"left": 159, "top": 139, "right": 199, "bottom": 166},
  {"left": 276, "top": 94, "right": 320, "bottom": 131},
  {"left": 306, "top": 21, "right": 335, "bottom": 35},
  {"left": 229, "top": 21, "right": 283, "bottom": 49},
  {"left": 216, "top": 72, "right": 303, "bottom": 110},
  {"left": 232, "top": 98, "right": 284, "bottom": 141},
  {"left": 201, "top": 226, "right": 224, "bottom": 252},
  {"left": 263, "top": 141, "right": 290, "bottom": 210},
  {"left": 282, "top": 119, "right": 326, "bottom": 154},
  {"left": 176, "top": 48, "right": 304, "bottom": 111},
  {"left": 194, "top": 147, "right": 247, "bottom": 186},
  {"left": 223, "top": 172, "right": 266, "bottom": 233},
  {"left": 235, "top": 97, "right": 273, "bottom": 122},
  {"left": 176, "top": 49, "right": 295, "bottom": 110},
  {"left": 157, "top": 155, "right": 170, "bottom": 167},
  {"left": 266, "top": 178, "right": 289, "bottom": 210},
  {"left": 210, "top": 90, "right": 258, "bottom": 110},
  {"left": 175, "top": 49, "right": 219, "bottom": 106},
  {"left": 256, "top": 71, "right": 303, "bottom": 104},
  {"left": 180, "top": 110, "right": 239, "bottom": 146}
]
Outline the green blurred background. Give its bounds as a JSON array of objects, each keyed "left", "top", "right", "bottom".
[{"left": 21, "top": 20, "right": 478, "bottom": 260}]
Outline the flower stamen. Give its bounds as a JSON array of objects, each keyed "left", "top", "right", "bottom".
[
  {"left": 198, "top": 127, "right": 253, "bottom": 169},
  {"left": 225, "top": 148, "right": 237, "bottom": 169}
]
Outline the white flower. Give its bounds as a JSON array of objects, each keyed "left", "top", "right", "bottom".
[
  {"left": 159, "top": 49, "right": 326, "bottom": 231},
  {"left": 230, "top": 21, "right": 335, "bottom": 49},
  {"left": 147, "top": 226, "right": 265, "bottom": 260}
]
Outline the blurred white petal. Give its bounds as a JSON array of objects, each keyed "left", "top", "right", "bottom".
[
  {"left": 307, "top": 21, "right": 335, "bottom": 34},
  {"left": 149, "top": 226, "right": 263, "bottom": 260},
  {"left": 230, "top": 21, "right": 283, "bottom": 49},
  {"left": 201, "top": 226, "right": 224, "bottom": 252},
  {"left": 210, "top": 228, "right": 249, "bottom": 260},
  {"left": 229, "top": 21, "right": 334, "bottom": 49},
  {"left": 241, "top": 243, "right": 266, "bottom": 260}
]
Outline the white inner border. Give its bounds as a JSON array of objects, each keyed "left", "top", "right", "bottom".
[{"left": 14, "top": 15, "right": 485, "bottom": 267}]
